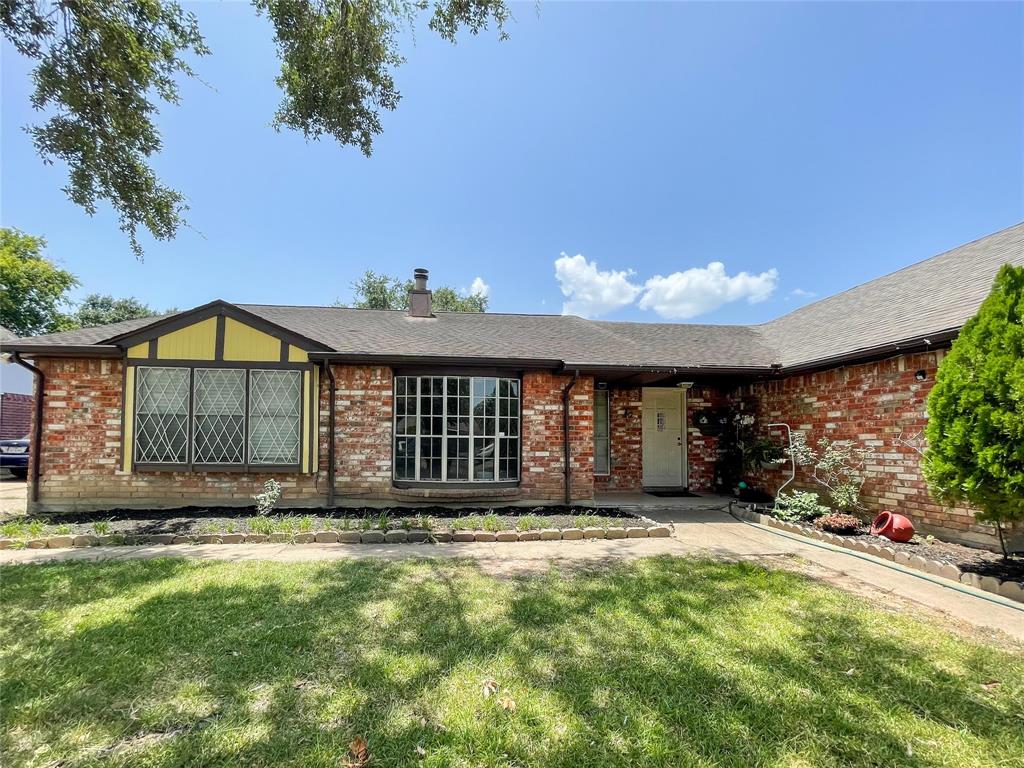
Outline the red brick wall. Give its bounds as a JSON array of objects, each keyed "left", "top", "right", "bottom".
[
  {"left": 686, "top": 386, "right": 731, "bottom": 492},
  {"left": 741, "top": 351, "right": 1000, "bottom": 548},
  {"left": 0, "top": 392, "right": 33, "bottom": 439},
  {"left": 594, "top": 387, "right": 642, "bottom": 490},
  {"left": 331, "top": 365, "right": 393, "bottom": 495},
  {"left": 593, "top": 384, "right": 730, "bottom": 493},
  {"left": 30, "top": 360, "right": 599, "bottom": 510},
  {"left": 33, "top": 358, "right": 323, "bottom": 509},
  {"left": 519, "top": 372, "right": 595, "bottom": 502}
]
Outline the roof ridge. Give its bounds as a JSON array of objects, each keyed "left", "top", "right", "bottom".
[{"left": 240, "top": 303, "right": 572, "bottom": 318}]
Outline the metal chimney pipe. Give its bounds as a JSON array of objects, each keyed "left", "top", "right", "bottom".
[{"left": 409, "top": 268, "right": 433, "bottom": 317}]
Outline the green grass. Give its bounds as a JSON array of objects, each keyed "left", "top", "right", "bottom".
[{"left": 1, "top": 557, "right": 1021, "bottom": 768}]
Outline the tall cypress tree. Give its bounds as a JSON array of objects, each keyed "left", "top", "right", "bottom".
[{"left": 924, "top": 263, "right": 1024, "bottom": 555}]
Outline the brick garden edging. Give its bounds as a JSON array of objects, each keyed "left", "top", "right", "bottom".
[
  {"left": 731, "top": 505, "right": 1024, "bottom": 605},
  {"left": 0, "top": 524, "right": 671, "bottom": 551}
]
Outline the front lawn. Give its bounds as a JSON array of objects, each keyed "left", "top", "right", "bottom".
[{"left": 1, "top": 557, "right": 1021, "bottom": 767}]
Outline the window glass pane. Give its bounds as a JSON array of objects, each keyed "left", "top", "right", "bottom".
[
  {"left": 473, "top": 437, "right": 495, "bottom": 480},
  {"left": 249, "top": 370, "right": 301, "bottom": 464},
  {"left": 193, "top": 369, "right": 245, "bottom": 464},
  {"left": 594, "top": 389, "right": 610, "bottom": 474},
  {"left": 135, "top": 367, "right": 190, "bottom": 464},
  {"left": 394, "top": 375, "right": 519, "bottom": 482}
]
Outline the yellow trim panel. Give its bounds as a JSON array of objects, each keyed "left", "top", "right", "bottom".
[
  {"left": 123, "top": 366, "right": 135, "bottom": 472},
  {"left": 157, "top": 317, "right": 217, "bottom": 360},
  {"left": 289, "top": 345, "right": 309, "bottom": 363},
  {"left": 223, "top": 318, "right": 281, "bottom": 361}
]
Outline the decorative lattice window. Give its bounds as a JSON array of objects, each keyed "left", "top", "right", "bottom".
[
  {"left": 193, "top": 369, "right": 245, "bottom": 464},
  {"left": 248, "top": 370, "right": 302, "bottom": 465},
  {"left": 393, "top": 375, "right": 519, "bottom": 482},
  {"left": 133, "top": 365, "right": 305, "bottom": 470},
  {"left": 135, "top": 367, "right": 190, "bottom": 463}
]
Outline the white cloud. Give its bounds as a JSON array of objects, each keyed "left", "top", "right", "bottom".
[
  {"left": 553, "top": 253, "right": 642, "bottom": 318},
  {"left": 470, "top": 276, "right": 490, "bottom": 297},
  {"left": 790, "top": 288, "right": 817, "bottom": 298},
  {"left": 638, "top": 262, "right": 779, "bottom": 320}
]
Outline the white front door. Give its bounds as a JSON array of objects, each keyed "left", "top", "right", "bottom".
[{"left": 641, "top": 387, "right": 686, "bottom": 487}]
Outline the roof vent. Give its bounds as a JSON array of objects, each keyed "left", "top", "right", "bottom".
[{"left": 408, "top": 268, "right": 432, "bottom": 318}]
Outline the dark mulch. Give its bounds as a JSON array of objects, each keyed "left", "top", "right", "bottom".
[
  {"left": 758, "top": 508, "right": 1024, "bottom": 582},
  {"left": 875, "top": 536, "right": 1024, "bottom": 581},
  {"left": 13, "top": 505, "right": 643, "bottom": 538}
]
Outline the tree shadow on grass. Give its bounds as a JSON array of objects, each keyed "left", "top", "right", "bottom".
[{"left": 0, "top": 556, "right": 1021, "bottom": 767}]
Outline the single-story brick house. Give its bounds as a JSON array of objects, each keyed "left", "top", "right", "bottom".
[{"left": 3, "top": 224, "right": 1022, "bottom": 548}]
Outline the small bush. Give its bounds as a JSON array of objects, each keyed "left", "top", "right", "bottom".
[
  {"left": 92, "top": 520, "right": 111, "bottom": 536},
  {"left": 253, "top": 479, "right": 282, "bottom": 516},
  {"left": 1, "top": 521, "right": 25, "bottom": 538},
  {"left": 27, "top": 521, "right": 44, "bottom": 537},
  {"left": 297, "top": 515, "right": 314, "bottom": 533},
  {"left": 774, "top": 490, "right": 830, "bottom": 522},
  {"left": 814, "top": 513, "right": 864, "bottom": 535},
  {"left": 481, "top": 513, "right": 503, "bottom": 532},
  {"left": 459, "top": 515, "right": 482, "bottom": 530}
]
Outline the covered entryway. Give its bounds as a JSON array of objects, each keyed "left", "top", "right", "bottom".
[{"left": 641, "top": 386, "right": 688, "bottom": 489}]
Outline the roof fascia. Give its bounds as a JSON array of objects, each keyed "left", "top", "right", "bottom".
[
  {"left": 776, "top": 329, "right": 959, "bottom": 374},
  {"left": 0, "top": 344, "right": 122, "bottom": 358},
  {"left": 308, "top": 352, "right": 562, "bottom": 370}
]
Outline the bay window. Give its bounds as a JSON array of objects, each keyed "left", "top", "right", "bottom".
[
  {"left": 134, "top": 366, "right": 303, "bottom": 469},
  {"left": 394, "top": 375, "right": 520, "bottom": 482}
]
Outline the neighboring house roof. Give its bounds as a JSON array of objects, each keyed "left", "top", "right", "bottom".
[{"left": 3, "top": 222, "right": 1022, "bottom": 373}]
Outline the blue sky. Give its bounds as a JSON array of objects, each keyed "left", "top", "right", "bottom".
[{"left": 2, "top": 1, "right": 1021, "bottom": 323}]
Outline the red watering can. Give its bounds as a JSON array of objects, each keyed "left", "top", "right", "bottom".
[{"left": 870, "top": 511, "right": 914, "bottom": 543}]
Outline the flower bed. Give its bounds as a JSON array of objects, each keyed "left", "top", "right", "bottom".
[
  {"left": 0, "top": 506, "right": 670, "bottom": 549},
  {"left": 731, "top": 503, "right": 1024, "bottom": 604}
]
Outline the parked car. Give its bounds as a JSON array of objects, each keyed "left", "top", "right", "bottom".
[{"left": 1, "top": 435, "right": 28, "bottom": 479}]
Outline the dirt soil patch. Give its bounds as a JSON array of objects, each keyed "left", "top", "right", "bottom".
[{"left": 10, "top": 505, "right": 643, "bottom": 538}]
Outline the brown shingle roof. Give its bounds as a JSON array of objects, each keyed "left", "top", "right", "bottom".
[
  {"left": 3, "top": 222, "right": 1022, "bottom": 372},
  {"left": 761, "top": 221, "right": 1024, "bottom": 368}
]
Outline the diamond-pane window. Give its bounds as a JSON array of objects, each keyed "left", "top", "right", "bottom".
[
  {"left": 193, "top": 369, "right": 245, "bottom": 464},
  {"left": 249, "top": 370, "right": 301, "bottom": 465},
  {"left": 135, "top": 367, "right": 190, "bottom": 463}
]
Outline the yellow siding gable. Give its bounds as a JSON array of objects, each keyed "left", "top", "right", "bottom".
[
  {"left": 157, "top": 317, "right": 217, "bottom": 360},
  {"left": 223, "top": 318, "right": 281, "bottom": 361},
  {"left": 127, "top": 342, "right": 149, "bottom": 358},
  {"left": 289, "top": 345, "right": 309, "bottom": 363}
]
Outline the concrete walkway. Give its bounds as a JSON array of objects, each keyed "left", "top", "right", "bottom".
[{"left": 2, "top": 507, "right": 1022, "bottom": 642}]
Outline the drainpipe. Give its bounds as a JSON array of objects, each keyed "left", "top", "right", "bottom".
[
  {"left": 562, "top": 370, "right": 579, "bottom": 506},
  {"left": 322, "top": 360, "right": 337, "bottom": 508},
  {"left": 10, "top": 354, "right": 43, "bottom": 504}
]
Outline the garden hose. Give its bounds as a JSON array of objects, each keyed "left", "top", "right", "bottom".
[{"left": 726, "top": 501, "right": 1024, "bottom": 614}]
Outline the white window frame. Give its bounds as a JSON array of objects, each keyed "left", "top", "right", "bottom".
[{"left": 392, "top": 375, "right": 520, "bottom": 483}]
